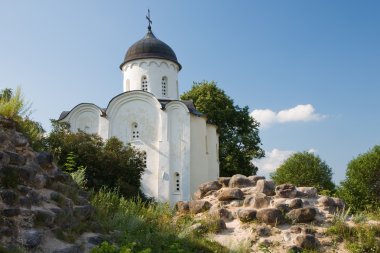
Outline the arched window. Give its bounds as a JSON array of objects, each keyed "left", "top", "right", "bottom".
[
  {"left": 141, "top": 76, "right": 148, "bottom": 91},
  {"left": 174, "top": 172, "right": 180, "bottom": 192},
  {"left": 161, "top": 76, "right": 168, "bottom": 96},
  {"left": 131, "top": 122, "right": 140, "bottom": 140}
]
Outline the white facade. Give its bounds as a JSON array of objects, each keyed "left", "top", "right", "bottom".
[{"left": 59, "top": 26, "right": 219, "bottom": 205}]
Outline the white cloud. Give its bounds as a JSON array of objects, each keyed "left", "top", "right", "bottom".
[
  {"left": 253, "top": 149, "right": 294, "bottom": 177},
  {"left": 251, "top": 104, "right": 326, "bottom": 128}
]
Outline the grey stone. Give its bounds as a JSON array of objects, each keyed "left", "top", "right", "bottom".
[
  {"left": 4, "top": 151, "right": 26, "bottom": 166},
  {"left": 36, "top": 151, "right": 54, "bottom": 170},
  {"left": 52, "top": 244, "right": 82, "bottom": 253},
  {"left": 295, "top": 234, "right": 319, "bottom": 249},
  {"left": 217, "top": 188, "right": 244, "bottom": 201},
  {"left": 287, "top": 207, "right": 317, "bottom": 223},
  {"left": 318, "top": 196, "right": 334, "bottom": 207},
  {"left": 19, "top": 229, "right": 42, "bottom": 248},
  {"left": 0, "top": 151, "right": 10, "bottom": 166},
  {"left": 74, "top": 205, "right": 94, "bottom": 220},
  {"left": 237, "top": 209, "right": 257, "bottom": 222},
  {"left": 2, "top": 208, "right": 21, "bottom": 217},
  {"left": 248, "top": 175, "right": 265, "bottom": 186},
  {"left": 256, "top": 208, "right": 284, "bottom": 225},
  {"left": 256, "top": 225, "right": 271, "bottom": 237},
  {"left": 13, "top": 132, "right": 28, "bottom": 147},
  {"left": 198, "top": 180, "right": 222, "bottom": 198},
  {"left": 275, "top": 184, "right": 297, "bottom": 198},
  {"left": 296, "top": 187, "right": 318, "bottom": 198},
  {"left": 175, "top": 201, "right": 189, "bottom": 213},
  {"left": 210, "top": 206, "right": 233, "bottom": 221},
  {"left": 34, "top": 208, "right": 56, "bottom": 227},
  {"left": 289, "top": 198, "right": 303, "bottom": 209},
  {"left": 229, "top": 174, "right": 254, "bottom": 188},
  {"left": 218, "top": 177, "right": 231, "bottom": 187},
  {"left": 193, "top": 190, "right": 202, "bottom": 200},
  {"left": 189, "top": 200, "right": 212, "bottom": 214},
  {"left": 256, "top": 180, "right": 275, "bottom": 196},
  {"left": 0, "top": 189, "right": 18, "bottom": 206}
]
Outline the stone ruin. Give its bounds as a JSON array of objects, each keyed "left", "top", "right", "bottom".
[
  {"left": 0, "top": 116, "right": 103, "bottom": 252},
  {"left": 176, "top": 174, "right": 346, "bottom": 252}
]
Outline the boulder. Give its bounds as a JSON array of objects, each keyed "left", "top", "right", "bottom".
[
  {"left": 198, "top": 180, "right": 222, "bottom": 198},
  {"left": 248, "top": 175, "right": 265, "bottom": 186},
  {"left": 296, "top": 187, "right": 318, "bottom": 198},
  {"left": 256, "top": 225, "right": 271, "bottom": 237},
  {"left": 193, "top": 190, "right": 202, "bottom": 200},
  {"left": 189, "top": 200, "right": 212, "bottom": 214},
  {"left": 275, "top": 184, "right": 297, "bottom": 198},
  {"left": 2, "top": 208, "right": 21, "bottom": 217},
  {"left": 18, "top": 229, "right": 42, "bottom": 248},
  {"left": 229, "top": 174, "right": 254, "bottom": 188},
  {"left": 237, "top": 209, "right": 257, "bottom": 222},
  {"left": 0, "top": 189, "right": 18, "bottom": 206},
  {"left": 4, "top": 151, "right": 26, "bottom": 166},
  {"left": 209, "top": 207, "right": 233, "bottom": 222},
  {"left": 289, "top": 198, "right": 303, "bottom": 209},
  {"left": 287, "top": 207, "right": 317, "bottom": 223},
  {"left": 256, "top": 208, "right": 284, "bottom": 225},
  {"left": 36, "top": 151, "right": 54, "bottom": 170},
  {"left": 244, "top": 193, "right": 271, "bottom": 209},
  {"left": 34, "top": 208, "right": 56, "bottom": 227},
  {"left": 175, "top": 201, "right": 189, "bottom": 213},
  {"left": 295, "top": 234, "right": 319, "bottom": 249},
  {"left": 256, "top": 180, "right": 275, "bottom": 196},
  {"left": 0, "top": 151, "right": 10, "bottom": 166},
  {"left": 217, "top": 188, "right": 244, "bottom": 201},
  {"left": 218, "top": 177, "right": 231, "bottom": 187}
]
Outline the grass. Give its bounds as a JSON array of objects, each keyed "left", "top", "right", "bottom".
[{"left": 90, "top": 188, "right": 228, "bottom": 253}]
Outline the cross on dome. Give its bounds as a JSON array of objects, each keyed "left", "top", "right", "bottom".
[{"left": 146, "top": 9, "right": 152, "bottom": 31}]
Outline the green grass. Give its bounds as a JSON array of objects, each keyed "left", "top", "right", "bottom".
[{"left": 90, "top": 188, "right": 228, "bottom": 253}]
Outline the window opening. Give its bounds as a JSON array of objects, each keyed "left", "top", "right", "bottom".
[
  {"left": 174, "top": 172, "right": 180, "bottom": 192},
  {"left": 161, "top": 76, "right": 167, "bottom": 96},
  {"left": 142, "top": 151, "right": 147, "bottom": 168},
  {"left": 132, "top": 122, "right": 140, "bottom": 140},
  {"left": 141, "top": 76, "right": 148, "bottom": 91}
]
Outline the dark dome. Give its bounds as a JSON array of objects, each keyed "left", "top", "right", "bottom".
[{"left": 120, "top": 29, "right": 181, "bottom": 70}]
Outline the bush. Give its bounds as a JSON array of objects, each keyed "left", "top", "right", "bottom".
[
  {"left": 337, "top": 145, "right": 380, "bottom": 212},
  {"left": 270, "top": 151, "right": 335, "bottom": 192},
  {"left": 45, "top": 120, "right": 145, "bottom": 198}
]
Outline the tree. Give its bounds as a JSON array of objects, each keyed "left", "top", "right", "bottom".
[
  {"left": 270, "top": 151, "right": 335, "bottom": 192},
  {"left": 45, "top": 120, "right": 145, "bottom": 198},
  {"left": 337, "top": 145, "right": 380, "bottom": 212},
  {"left": 181, "top": 81, "right": 264, "bottom": 176}
]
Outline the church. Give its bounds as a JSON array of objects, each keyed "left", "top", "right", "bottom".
[{"left": 58, "top": 15, "right": 219, "bottom": 205}]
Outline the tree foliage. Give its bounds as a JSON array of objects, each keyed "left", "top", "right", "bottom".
[
  {"left": 337, "top": 145, "right": 380, "bottom": 212},
  {"left": 180, "top": 81, "right": 264, "bottom": 176},
  {"left": 271, "top": 151, "right": 335, "bottom": 192},
  {"left": 45, "top": 120, "right": 145, "bottom": 198}
]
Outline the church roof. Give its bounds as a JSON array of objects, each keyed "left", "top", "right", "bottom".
[{"left": 120, "top": 28, "right": 182, "bottom": 70}]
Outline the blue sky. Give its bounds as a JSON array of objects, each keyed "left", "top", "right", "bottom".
[{"left": 1, "top": 1, "right": 379, "bottom": 183}]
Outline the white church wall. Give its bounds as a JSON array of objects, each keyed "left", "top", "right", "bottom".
[
  {"left": 206, "top": 124, "right": 219, "bottom": 181},
  {"left": 122, "top": 59, "right": 179, "bottom": 100},
  {"left": 62, "top": 104, "right": 101, "bottom": 135},
  {"left": 107, "top": 91, "right": 162, "bottom": 199},
  {"left": 166, "top": 101, "right": 191, "bottom": 205},
  {"left": 189, "top": 115, "right": 209, "bottom": 198}
]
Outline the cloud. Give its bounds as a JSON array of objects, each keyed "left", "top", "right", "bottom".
[
  {"left": 253, "top": 149, "right": 294, "bottom": 177},
  {"left": 251, "top": 104, "right": 326, "bottom": 128}
]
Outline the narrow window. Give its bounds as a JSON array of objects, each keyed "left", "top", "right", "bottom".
[
  {"left": 174, "top": 172, "right": 180, "bottom": 192},
  {"left": 142, "top": 151, "right": 147, "bottom": 168},
  {"left": 205, "top": 136, "right": 208, "bottom": 154},
  {"left": 161, "top": 76, "right": 167, "bottom": 96},
  {"left": 141, "top": 76, "right": 148, "bottom": 91},
  {"left": 131, "top": 122, "right": 140, "bottom": 140}
]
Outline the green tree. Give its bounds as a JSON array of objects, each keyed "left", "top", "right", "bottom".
[
  {"left": 270, "top": 151, "right": 335, "bottom": 192},
  {"left": 45, "top": 120, "right": 145, "bottom": 198},
  {"left": 181, "top": 81, "right": 264, "bottom": 176},
  {"left": 337, "top": 145, "right": 380, "bottom": 212}
]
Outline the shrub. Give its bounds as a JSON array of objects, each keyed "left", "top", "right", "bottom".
[
  {"left": 337, "top": 145, "right": 380, "bottom": 212},
  {"left": 270, "top": 151, "right": 335, "bottom": 192}
]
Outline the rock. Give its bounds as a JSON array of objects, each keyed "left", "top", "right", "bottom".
[
  {"left": 19, "top": 229, "right": 42, "bottom": 248},
  {"left": 175, "top": 201, "right": 189, "bottom": 213},
  {"left": 74, "top": 205, "right": 93, "bottom": 220},
  {"left": 193, "top": 190, "right": 202, "bottom": 200},
  {"left": 2, "top": 208, "right": 21, "bottom": 217},
  {"left": 0, "top": 189, "right": 18, "bottom": 206},
  {"left": 229, "top": 200, "right": 244, "bottom": 207},
  {"left": 18, "top": 165, "right": 38, "bottom": 182},
  {"left": 79, "top": 232, "right": 104, "bottom": 251},
  {"left": 318, "top": 196, "right": 334, "bottom": 207},
  {"left": 256, "top": 225, "right": 271, "bottom": 237},
  {"left": 248, "top": 175, "right": 265, "bottom": 186},
  {"left": 287, "top": 207, "right": 317, "bottom": 223},
  {"left": 229, "top": 174, "right": 254, "bottom": 188},
  {"left": 34, "top": 208, "right": 56, "bottom": 227},
  {"left": 256, "top": 208, "right": 284, "bottom": 225},
  {"left": 0, "top": 151, "right": 10, "bottom": 166},
  {"left": 244, "top": 193, "right": 271, "bottom": 209},
  {"left": 296, "top": 187, "right": 318, "bottom": 198},
  {"left": 0, "top": 116, "right": 16, "bottom": 128},
  {"left": 189, "top": 200, "right": 212, "bottom": 214},
  {"left": 289, "top": 198, "right": 303, "bottom": 209},
  {"left": 295, "top": 234, "right": 319, "bottom": 249},
  {"left": 332, "top": 197, "right": 345, "bottom": 210},
  {"left": 237, "top": 209, "right": 257, "bottom": 222},
  {"left": 33, "top": 174, "right": 47, "bottom": 189},
  {"left": 19, "top": 196, "right": 32, "bottom": 208},
  {"left": 274, "top": 203, "right": 290, "bottom": 213},
  {"left": 210, "top": 206, "right": 233, "bottom": 221},
  {"left": 13, "top": 132, "right": 29, "bottom": 147},
  {"left": 36, "top": 151, "right": 54, "bottom": 170},
  {"left": 217, "top": 188, "right": 244, "bottom": 201},
  {"left": 275, "top": 184, "right": 297, "bottom": 198},
  {"left": 256, "top": 180, "right": 275, "bottom": 196},
  {"left": 218, "top": 177, "right": 231, "bottom": 187},
  {"left": 4, "top": 151, "right": 26, "bottom": 165},
  {"left": 198, "top": 180, "right": 222, "bottom": 198},
  {"left": 287, "top": 245, "right": 303, "bottom": 253}
]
